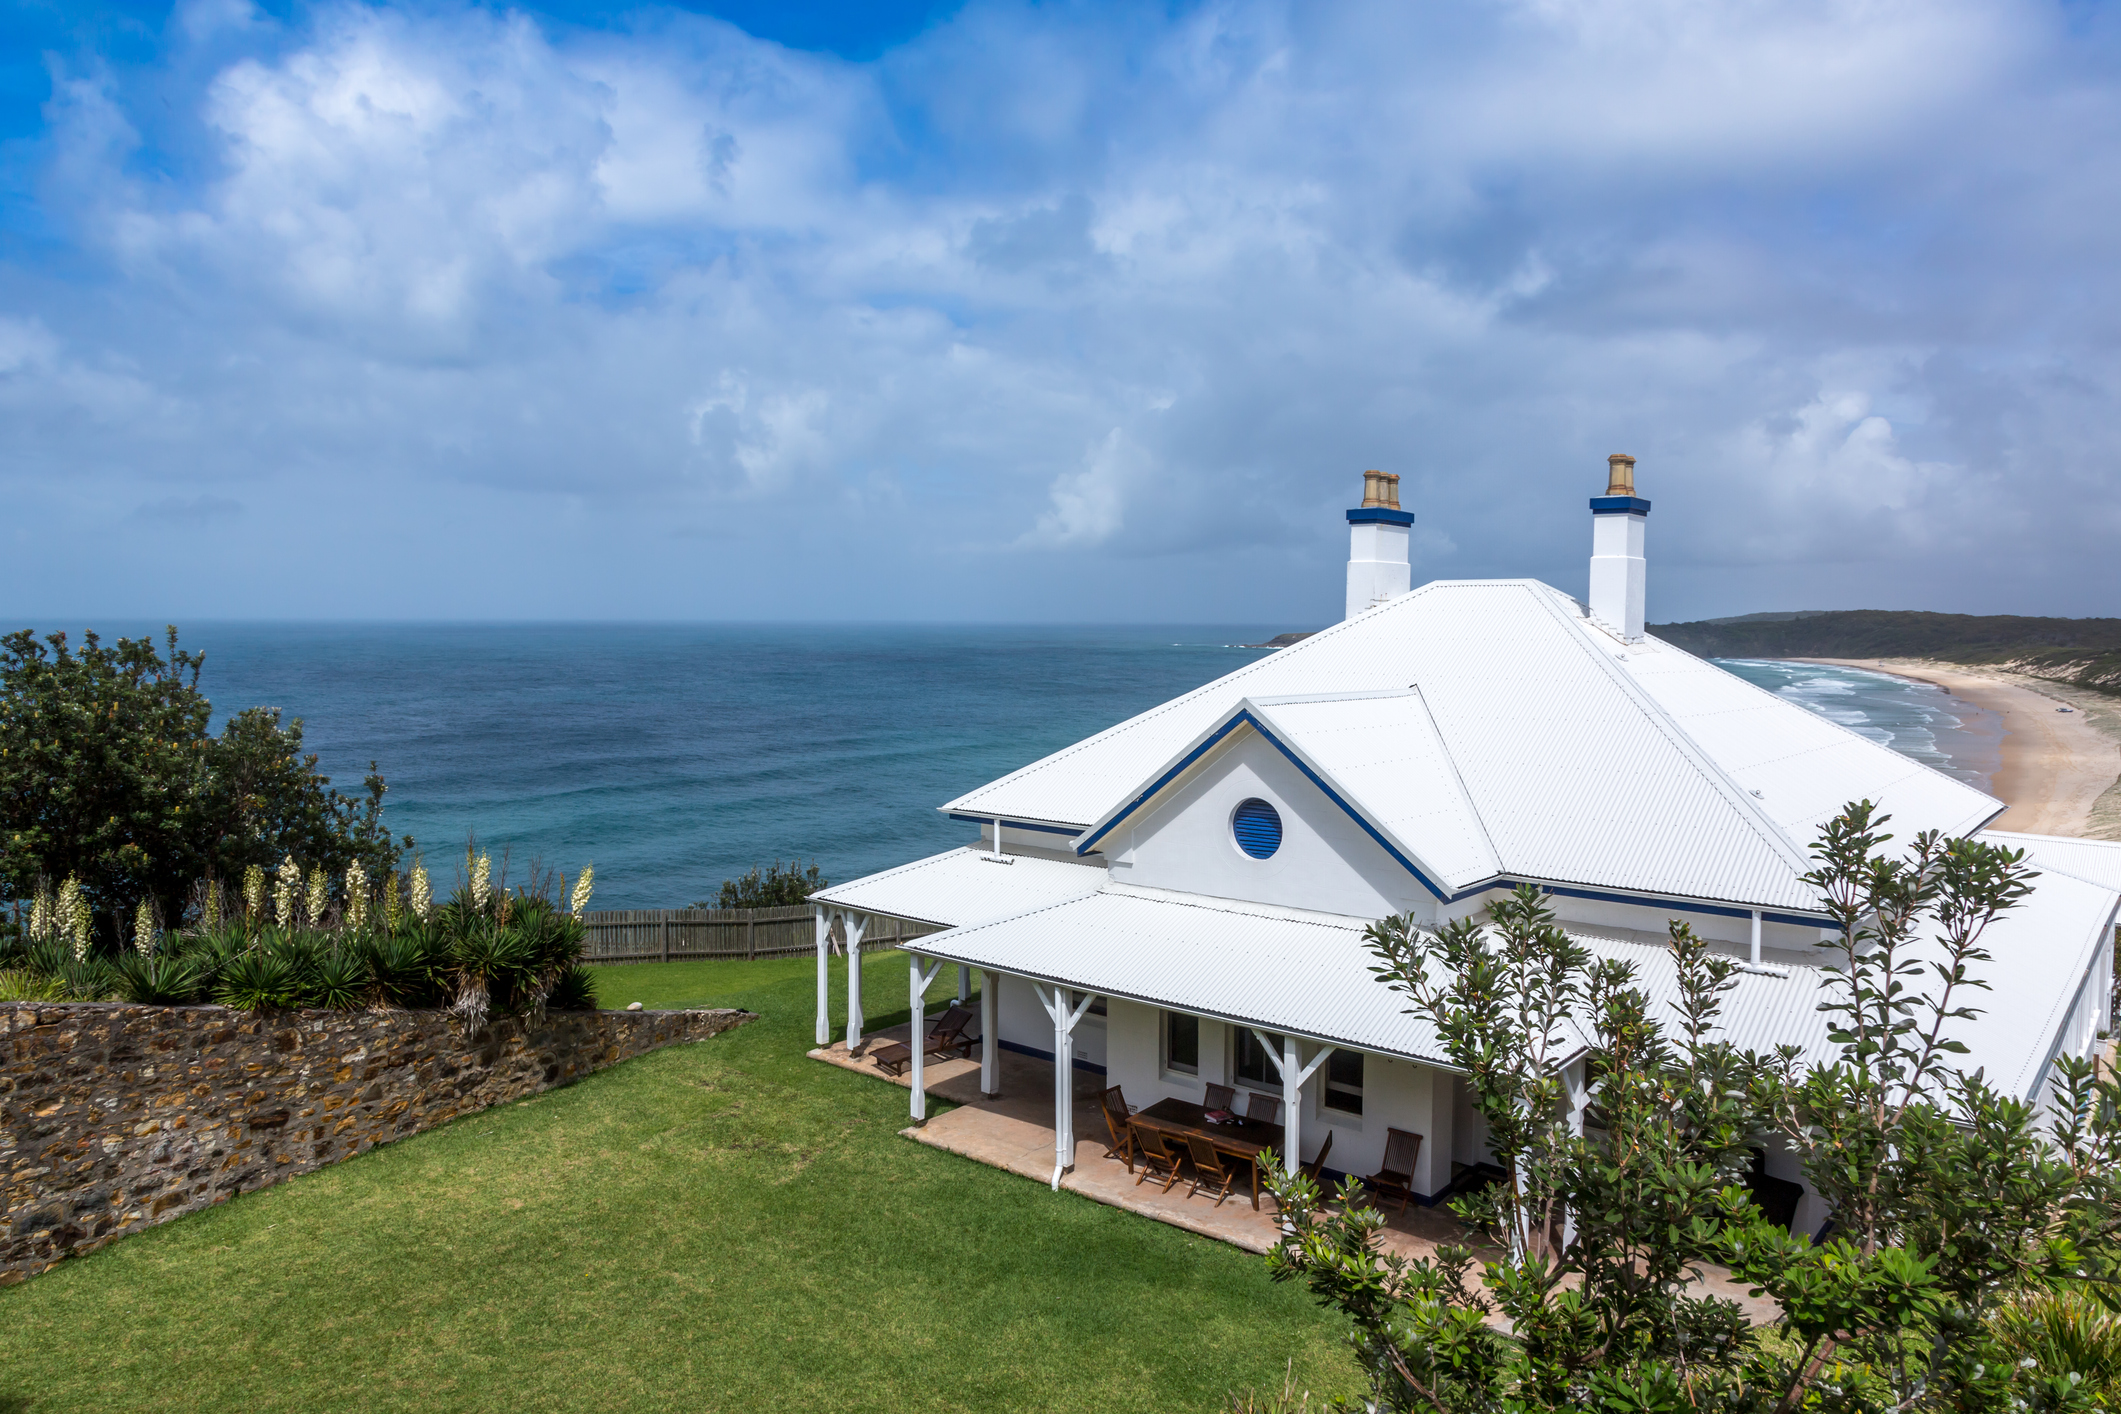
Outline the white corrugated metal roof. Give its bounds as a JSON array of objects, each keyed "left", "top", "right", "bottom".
[
  {"left": 1985, "top": 831, "right": 2121, "bottom": 891},
  {"left": 810, "top": 847, "right": 1106, "bottom": 928},
  {"left": 941, "top": 579, "right": 2003, "bottom": 911},
  {"left": 901, "top": 876, "right": 2112, "bottom": 1099}
]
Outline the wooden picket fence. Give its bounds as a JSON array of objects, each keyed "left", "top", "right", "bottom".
[{"left": 580, "top": 905, "right": 937, "bottom": 965}]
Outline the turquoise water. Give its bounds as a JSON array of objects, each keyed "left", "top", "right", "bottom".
[
  {"left": 48, "top": 626, "right": 2000, "bottom": 909},
  {"left": 153, "top": 623, "right": 1284, "bottom": 909},
  {"left": 1714, "top": 658, "right": 2003, "bottom": 791}
]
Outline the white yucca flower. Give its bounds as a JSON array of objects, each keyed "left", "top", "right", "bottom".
[
  {"left": 306, "top": 868, "right": 330, "bottom": 928},
  {"left": 28, "top": 884, "right": 52, "bottom": 944},
  {"left": 410, "top": 861, "right": 433, "bottom": 921},
  {"left": 243, "top": 864, "right": 267, "bottom": 920},
  {"left": 471, "top": 852, "right": 492, "bottom": 908},
  {"left": 57, "top": 876, "right": 89, "bottom": 963},
  {"left": 133, "top": 900, "right": 155, "bottom": 956},
  {"left": 345, "top": 861, "right": 370, "bottom": 931},
  {"left": 204, "top": 878, "right": 223, "bottom": 929},
  {"left": 570, "top": 865, "right": 594, "bottom": 919},
  {"left": 274, "top": 856, "right": 301, "bottom": 929},
  {"left": 383, "top": 871, "right": 403, "bottom": 931}
]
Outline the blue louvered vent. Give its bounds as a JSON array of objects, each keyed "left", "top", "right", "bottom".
[{"left": 1232, "top": 798, "right": 1282, "bottom": 860}]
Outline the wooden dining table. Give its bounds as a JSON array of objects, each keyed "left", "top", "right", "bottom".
[{"left": 1129, "top": 1097, "right": 1285, "bottom": 1210}]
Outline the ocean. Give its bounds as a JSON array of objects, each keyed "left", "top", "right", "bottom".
[{"left": 71, "top": 625, "right": 2003, "bottom": 910}]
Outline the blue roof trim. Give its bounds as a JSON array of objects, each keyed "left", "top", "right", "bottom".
[
  {"left": 1443, "top": 878, "right": 1830, "bottom": 927},
  {"left": 947, "top": 813, "right": 1081, "bottom": 837},
  {"left": 1589, "top": 496, "right": 1653, "bottom": 515},
  {"left": 1073, "top": 705, "right": 1834, "bottom": 924},
  {"left": 1346, "top": 506, "right": 1415, "bottom": 527},
  {"left": 1075, "top": 708, "right": 1454, "bottom": 901}
]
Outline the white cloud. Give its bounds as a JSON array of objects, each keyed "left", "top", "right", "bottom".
[{"left": 1, "top": 0, "right": 2118, "bottom": 621}]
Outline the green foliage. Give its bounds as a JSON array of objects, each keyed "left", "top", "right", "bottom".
[
  {"left": 702, "top": 859, "right": 828, "bottom": 909},
  {"left": 1261, "top": 802, "right": 2121, "bottom": 1414},
  {"left": 0, "top": 967, "right": 67, "bottom": 1002},
  {"left": 0, "top": 626, "right": 413, "bottom": 949},
  {"left": 1649, "top": 609, "right": 2121, "bottom": 694},
  {"left": 112, "top": 953, "right": 206, "bottom": 1006},
  {"left": 0, "top": 847, "right": 596, "bottom": 1021}
]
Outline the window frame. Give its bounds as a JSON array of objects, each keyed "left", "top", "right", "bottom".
[
  {"left": 1322, "top": 1048, "right": 1365, "bottom": 1117},
  {"left": 1162, "top": 1009, "right": 1199, "bottom": 1077}
]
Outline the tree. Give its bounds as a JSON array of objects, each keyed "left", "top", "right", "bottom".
[
  {"left": 697, "top": 859, "right": 828, "bottom": 909},
  {"left": 0, "top": 627, "right": 410, "bottom": 947},
  {"left": 1259, "top": 803, "right": 2121, "bottom": 1413}
]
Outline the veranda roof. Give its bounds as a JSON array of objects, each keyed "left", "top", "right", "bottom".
[{"left": 808, "top": 846, "right": 1106, "bottom": 929}]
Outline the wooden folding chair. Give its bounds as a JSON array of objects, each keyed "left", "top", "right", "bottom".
[
  {"left": 1132, "top": 1127, "right": 1185, "bottom": 1193},
  {"left": 1184, "top": 1135, "right": 1239, "bottom": 1207},
  {"left": 1099, "top": 1085, "right": 1136, "bottom": 1171},
  {"left": 1203, "top": 1083, "right": 1237, "bottom": 1112},
  {"left": 1364, "top": 1128, "right": 1424, "bottom": 1214},
  {"left": 1245, "top": 1092, "right": 1280, "bottom": 1123},
  {"left": 1302, "top": 1129, "right": 1334, "bottom": 1185}
]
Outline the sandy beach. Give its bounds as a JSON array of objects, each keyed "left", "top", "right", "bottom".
[{"left": 1793, "top": 658, "right": 2121, "bottom": 840}]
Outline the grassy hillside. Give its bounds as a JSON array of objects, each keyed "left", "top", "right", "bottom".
[{"left": 1650, "top": 610, "right": 2121, "bottom": 695}]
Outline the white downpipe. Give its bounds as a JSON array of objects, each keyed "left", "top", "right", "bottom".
[
  {"left": 992, "top": 817, "right": 1004, "bottom": 860},
  {"left": 1038, "top": 984, "right": 1098, "bottom": 1190},
  {"left": 979, "top": 970, "right": 1001, "bottom": 1098},
  {"left": 814, "top": 906, "right": 830, "bottom": 1047},
  {"left": 956, "top": 964, "right": 970, "bottom": 1005},
  {"left": 908, "top": 953, "right": 944, "bottom": 1123},
  {"left": 1253, "top": 1029, "right": 1335, "bottom": 1178},
  {"left": 1750, "top": 910, "right": 1763, "bottom": 966},
  {"left": 843, "top": 911, "right": 868, "bottom": 1051}
]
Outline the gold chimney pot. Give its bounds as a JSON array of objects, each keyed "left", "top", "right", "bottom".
[
  {"left": 1605, "top": 454, "right": 1637, "bottom": 496},
  {"left": 1361, "top": 469, "right": 1402, "bottom": 509}
]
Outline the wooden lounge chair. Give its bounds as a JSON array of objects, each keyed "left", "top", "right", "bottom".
[
  {"left": 1185, "top": 1135, "right": 1239, "bottom": 1207},
  {"left": 1364, "top": 1128, "right": 1424, "bottom": 1214},
  {"left": 1099, "top": 1085, "right": 1136, "bottom": 1171},
  {"left": 923, "top": 1006, "right": 977, "bottom": 1060},
  {"left": 1133, "top": 1127, "right": 1185, "bottom": 1193},
  {"left": 1302, "top": 1130, "right": 1333, "bottom": 1185},
  {"left": 1203, "top": 1083, "right": 1237, "bottom": 1112},
  {"left": 1245, "top": 1092, "right": 1280, "bottom": 1123},
  {"left": 869, "top": 1040, "right": 913, "bottom": 1076}
]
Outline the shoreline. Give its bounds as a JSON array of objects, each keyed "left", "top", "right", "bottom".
[{"left": 1788, "top": 658, "right": 2121, "bottom": 840}]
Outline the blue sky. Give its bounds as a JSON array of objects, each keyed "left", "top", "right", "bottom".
[{"left": 2, "top": 0, "right": 2119, "bottom": 624}]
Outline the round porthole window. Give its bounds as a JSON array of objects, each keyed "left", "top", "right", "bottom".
[{"left": 1231, "top": 798, "right": 1283, "bottom": 860}]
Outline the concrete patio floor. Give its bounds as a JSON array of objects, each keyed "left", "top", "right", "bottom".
[{"left": 810, "top": 1020, "right": 1780, "bottom": 1326}]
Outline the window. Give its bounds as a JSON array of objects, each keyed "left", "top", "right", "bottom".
[
  {"left": 1235, "top": 1028, "right": 1282, "bottom": 1088},
  {"left": 1231, "top": 798, "right": 1282, "bottom": 859},
  {"left": 1324, "top": 1050, "right": 1364, "bottom": 1116},
  {"left": 1163, "top": 1011, "right": 1198, "bottom": 1075}
]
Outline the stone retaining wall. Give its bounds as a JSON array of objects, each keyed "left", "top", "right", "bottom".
[{"left": 0, "top": 1001, "right": 755, "bottom": 1282}]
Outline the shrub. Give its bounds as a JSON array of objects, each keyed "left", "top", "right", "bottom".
[
  {"left": 309, "top": 949, "right": 367, "bottom": 1011},
  {"left": 547, "top": 964, "right": 598, "bottom": 1011},
  {"left": 112, "top": 954, "right": 205, "bottom": 1006},
  {"left": 0, "top": 968, "right": 67, "bottom": 1002},
  {"left": 215, "top": 953, "right": 297, "bottom": 1011},
  {"left": 701, "top": 860, "right": 827, "bottom": 910}
]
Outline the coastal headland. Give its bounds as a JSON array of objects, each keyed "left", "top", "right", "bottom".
[{"left": 1792, "top": 658, "right": 2121, "bottom": 841}]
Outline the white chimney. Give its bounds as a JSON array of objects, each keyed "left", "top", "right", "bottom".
[
  {"left": 1345, "top": 469, "right": 1412, "bottom": 620},
  {"left": 1588, "top": 454, "right": 1649, "bottom": 642}
]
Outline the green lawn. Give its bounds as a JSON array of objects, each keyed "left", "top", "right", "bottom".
[{"left": 0, "top": 954, "right": 1360, "bottom": 1412}]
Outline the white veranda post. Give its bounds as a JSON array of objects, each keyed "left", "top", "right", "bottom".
[
  {"left": 1561, "top": 1059, "right": 1590, "bottom": 1249},
  {"left": 907, "top": 954, "right": 944, "bottom": 1123},
  {"left": 813, "top": 906, "right": 831, "bottom": 1047},
  {"left": 1254, "top": 1030, "right": 1336, "bottom": 1178},
  {"left": 842, "top": 910, "right": 868, "bottom": 1050},
  {"left": 979, "top": 969, "right": 1001, "bottom": 1099},
  {"left": 1036, "top": 984, "right": 1098, "bottom": 1190}
]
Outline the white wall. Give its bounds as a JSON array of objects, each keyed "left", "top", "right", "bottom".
[
  {"left": 1114, "top": 728, "right": 1438, "bottom": 920},
  {"left": 985, "top": 970, "right": 1106, "bottom": 1070}
]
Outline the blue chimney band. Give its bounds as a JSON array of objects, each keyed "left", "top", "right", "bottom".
[
  {"left": 1346, "top": 507, "right": 1415, "bottom": 526},
  {"left": 1589, "top": 496, "right": 1652, "bottom": 515}
]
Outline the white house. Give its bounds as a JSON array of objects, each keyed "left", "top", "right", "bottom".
[{"left": 809, "top": 459, "right": 2121, "bottom": 1231}]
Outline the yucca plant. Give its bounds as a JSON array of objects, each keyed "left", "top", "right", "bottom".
[
  {"left": 447, "top": 923, "right": 535, "bottom": 1030},
  {"left": 215, "top": 952, "right": 297, "bottom": 1011},
  {"left": 358, "top": 930, "right": 443, "bottom": 1008},
  {"left": 546, "top": 964, "right": 598, "bottom": 1012},
  {"left": 0, "top": 968, "right": 68, "bottom": 1002},
  {"left": 112, "top": 953, "right": 206, "bottom": 1006},
  {"left": 309, "top": 948, "right": 368, "bottom": 1010}
]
